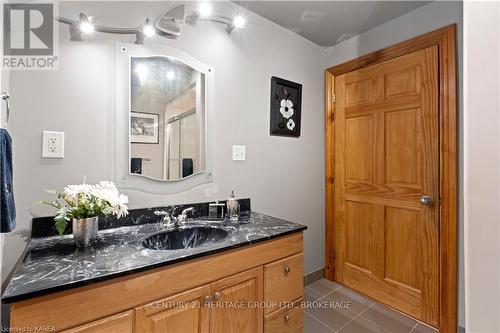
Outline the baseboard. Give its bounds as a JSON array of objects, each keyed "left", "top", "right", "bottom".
[{"left": 304, "top": 267, "right": 325, "bottom": 286}]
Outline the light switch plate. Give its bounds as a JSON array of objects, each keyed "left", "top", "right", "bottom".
[
  {"left": 232, "top": 145, "right": 246, "bottom": 161},
  {"left": 42, "top": 131, "right": 64, "bottom": 158}
]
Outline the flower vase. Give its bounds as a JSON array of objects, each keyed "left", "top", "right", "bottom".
[{"left": 72, "top": 216, "right": 98, "bottom": 248}]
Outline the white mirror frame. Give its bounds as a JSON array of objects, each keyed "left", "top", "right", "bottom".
[{"left": 115, "top": 43, "right": 214, "bottom": 194}]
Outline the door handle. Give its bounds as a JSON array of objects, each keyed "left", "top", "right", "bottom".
[{"left": 420, "top": 195, "right": 433, "bottom": 206}]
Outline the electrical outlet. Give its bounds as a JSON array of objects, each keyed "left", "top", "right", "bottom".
[
  {"left": 232, "top": 145, "right": 246, "bottom": 161},
  {"left": 42, "top": 131, "right": 64, "bottom": 158}
]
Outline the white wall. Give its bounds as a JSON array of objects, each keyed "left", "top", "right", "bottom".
[
  {"left": 1, "top": 1, "right": 325, "bottom": 282},
  {"left": 463, "top": 1, "right": 500, "bottom": 332},
  {"left": 323, "top": 1, "right": 465, "bottom": 327}
]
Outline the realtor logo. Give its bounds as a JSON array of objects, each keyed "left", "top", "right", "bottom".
[{"left": 2, "top": 2, "right": 58, "bottom": 70}]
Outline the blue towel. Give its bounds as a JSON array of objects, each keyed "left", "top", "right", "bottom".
[{"left": 0, "top": 128, "right": 15, "bottom": 233}]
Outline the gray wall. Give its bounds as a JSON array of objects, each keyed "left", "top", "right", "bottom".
[
  {"left": 0, "top": 1, "right": 325, "bottom": 282},
  {"left": 323, "top": 1, "right": 464, "bottom": 327}
]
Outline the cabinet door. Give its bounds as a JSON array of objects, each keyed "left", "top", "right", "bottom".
[
  {"left": 135, "top": 285, "right": 210, "bottom": 333},
  {"left": 210, "top": 266, "right": 263, "bottom": 333},
  {"left": 61, "top": 310, "right": 133, "bottom": 333}
]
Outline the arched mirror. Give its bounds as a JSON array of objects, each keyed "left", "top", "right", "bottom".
[
  {"left": 115, "top": 44, "right": 214, "bottom": 194},
  {"left": 130, "top": 56, "right": 206, "bottom": 181}
]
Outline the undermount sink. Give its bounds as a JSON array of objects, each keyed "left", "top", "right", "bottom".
[{"left": 142, "top": 227, "right": 229, "bottom": 250}]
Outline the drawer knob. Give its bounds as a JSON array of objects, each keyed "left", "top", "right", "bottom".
[
  {"left": 204, "top": 295, "right": 212, "bottom": 305},
  {"left": 214, "top": 291, "right": 221, "bottom": 301},
  {"left": 284, "top": 266, "right": 291, "bottom": 274},
  {"left": 284, "top": 315, "right": 291, "bottom": 323}
]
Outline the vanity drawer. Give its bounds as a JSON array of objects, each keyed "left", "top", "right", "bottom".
[
  {"left": 264, "top": 253, "right": 303, "bottom": 314},
  {"left": 60, "top": 310, "right": 133, "bottom": 333},
  {"left": 264, "top": 299, "right": 303, "bottom": 333}
]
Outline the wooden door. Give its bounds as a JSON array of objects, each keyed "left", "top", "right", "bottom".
[
  {"left": 135, "top": 285, "right": 210, "bottom": 333},
  {"left": 333, "top": 46, "right": 439, "bottom": 326},
  {"left": 210, "top": 266, "right": 264, "bottom": 333}
]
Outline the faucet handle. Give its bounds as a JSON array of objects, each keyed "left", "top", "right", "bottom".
[
  {"left": 178, "top": 207, "right": 196, "bottom": 225},
  {"left": 154, "top": 210, "right": 169, "bottom": 216},
  {"left": 181, "top": 207, "right": 195, "bottom": 216},
  {"left": 154, "top": 210, "right": 176, "bottom": 229}
]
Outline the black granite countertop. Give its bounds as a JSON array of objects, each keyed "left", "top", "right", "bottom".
[{"left": 2, "top": 212, "right": 306, "bottom": 303}]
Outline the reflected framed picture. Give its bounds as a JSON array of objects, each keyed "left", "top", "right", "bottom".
[
  {"left": 130, "top": 112, "right": 159, "bottom": 144},
  {"left": 270, "top": 76, "right": 302, "bottom": 137}
]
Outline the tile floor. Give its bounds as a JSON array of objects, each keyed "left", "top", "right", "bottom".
[{"left": 304, "top": 279, "right": 438, "bottom": 333}]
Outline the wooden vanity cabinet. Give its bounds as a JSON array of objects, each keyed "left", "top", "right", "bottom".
[
  {"left": 9, "top": 233, "right": 304, "bottom": 333},
  {"left": 135, "top": 267, "right": 263, "bottom": 333}
]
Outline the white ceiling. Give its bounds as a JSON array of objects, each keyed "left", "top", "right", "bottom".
[{"left": 234, "top": 1, "right": 432, "bottom": 47}]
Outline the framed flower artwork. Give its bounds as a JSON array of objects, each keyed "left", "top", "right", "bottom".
[{"left": 269, "top": 76, "right": 302, "bottom": 137}]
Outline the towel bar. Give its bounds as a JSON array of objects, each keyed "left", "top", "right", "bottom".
[{"left": 0, "top": 92, "right": 9, "bottom": 129}]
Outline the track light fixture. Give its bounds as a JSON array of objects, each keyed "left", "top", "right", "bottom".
[{"left": 57, "top": 4, "right": 247, "bottom": 44}]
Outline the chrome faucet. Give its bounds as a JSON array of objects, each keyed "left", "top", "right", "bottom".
[{"left": 154, "top": 206, "right": 196, "bottom": 229}]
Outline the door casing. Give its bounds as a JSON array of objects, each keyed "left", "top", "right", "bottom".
[{"left": 324, "top": 24, "right": 457, "bottom": 333}]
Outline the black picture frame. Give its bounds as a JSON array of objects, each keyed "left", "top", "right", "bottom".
[{"left": 270, "top": 76, "right": 302, "bottom": 137}]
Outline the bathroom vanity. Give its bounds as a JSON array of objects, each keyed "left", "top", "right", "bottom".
[{"left": 2, "top": 205, "right": 306, "bottom": 333}]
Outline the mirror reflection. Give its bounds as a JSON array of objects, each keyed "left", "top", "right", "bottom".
[{"left": 130, "top": 56, "right": 205, "bottom": 181}]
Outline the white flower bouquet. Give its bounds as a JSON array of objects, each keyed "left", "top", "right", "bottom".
[{"left": 39, "top": 181, "right": 129, "bottom": 236}]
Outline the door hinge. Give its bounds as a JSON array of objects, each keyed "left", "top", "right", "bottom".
[{"left": 332, "top": 93, "right": 336, "bottom": 103}]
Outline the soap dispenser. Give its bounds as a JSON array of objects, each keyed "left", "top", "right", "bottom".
[{"left": 226, "top": 191, "right": 240, "bottom": 222}]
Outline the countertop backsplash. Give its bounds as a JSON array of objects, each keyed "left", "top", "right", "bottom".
[{"left": 30, "top": 198, "right": 252, "bottom": 238}]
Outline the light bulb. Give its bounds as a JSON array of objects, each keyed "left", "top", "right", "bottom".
[
  {"left": 80, "top": 21, "right": 94, "bottom": 33},
  {"left": 233, "top": 15, "right": 246, "bottom": 29},
  {"left": 142, "top": 19, "right": 155, "bottom": 37},
  {"left": 142, "top": 24, "right": 155, "bottom": 37},
  {"left": 79, "top": 13, "right": 94, "bottom": 34},
  {"left": 199, "top": 3, "right": 212, "bottom": 18}
]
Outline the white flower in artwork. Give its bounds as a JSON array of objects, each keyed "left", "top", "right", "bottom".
[
  {"left": 287, "top": 119, "right": 296, "bottom": 131},
  {"left": 280, "top": 99, "right": 294, "bottom": 119}
]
